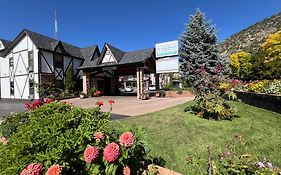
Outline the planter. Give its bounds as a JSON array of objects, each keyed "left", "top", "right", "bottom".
[
  {"left": 235, "top": 91, "right": 281, "bottom": 113},
  {"left": 165, "top": 90, "right": 193, "bottom": 98}
]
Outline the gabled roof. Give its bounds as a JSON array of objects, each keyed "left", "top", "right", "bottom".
[
  {"left": 2, "top": 29, "right": 87, "bottom": 59},
  {"left": 80, "top": 44, "right": 155, "bottom": 69},
  {"left": 106, "top": 43, "right": 125, "bottom": 62}
]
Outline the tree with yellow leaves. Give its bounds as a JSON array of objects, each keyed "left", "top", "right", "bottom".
[
  {"left": 260, "top": 30, "right": 281, "bottom": 77},
  {"left": 229, "top": 51, "right": 252, "bottom": 79}
]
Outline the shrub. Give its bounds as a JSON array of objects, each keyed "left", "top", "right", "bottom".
[
  {"left": 0, "top": 102, "right": 110, "bottom": 175},
  {"left": 186, "top": 92, "right": 236, "bottom": 120},
  {"left": 65, "top": 66, "right": 76, "bottom": 93}
]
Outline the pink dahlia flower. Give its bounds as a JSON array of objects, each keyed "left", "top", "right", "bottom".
[
  {"left": 103, "top": 142, "right": 120, "bottom": 163},
  {"left": 123, "top": 165, "right": 131, "bottom": 175},
  {"left": 94, "top": 132, "right": 105, "bottom": 140},
  {"left": 20, "top": 163, "right": 43, "bottom": 175},
  {"left": 0, "top": 136, "right": 8, "bottom": 145},
  {"left": 84, "top": 146, "right": 99, "bottom": 163},
  {"left": 46, "top": 164, "right": 62, "bottom": 175},
  {"left": 119, "top": 132, "right": 135, "bottom": 147}
]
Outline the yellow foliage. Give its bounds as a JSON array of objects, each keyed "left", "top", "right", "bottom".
[
  {"left": 260, "top": 30, "right": 281, "bottom": 64},
  {"left": 229, "top": 52, "right": 252, "bottom": 78}
]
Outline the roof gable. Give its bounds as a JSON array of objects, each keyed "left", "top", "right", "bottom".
[{"left": 98, "top": 43, "right": 125, "bottom": 65}]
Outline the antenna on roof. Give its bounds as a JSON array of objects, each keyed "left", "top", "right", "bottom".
[{"left": 54, "top": 9, "right": 58, "bottom": 40}]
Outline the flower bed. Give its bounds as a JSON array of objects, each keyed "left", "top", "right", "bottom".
[{"left": 164, "top": 90, "right": 193, "bottom": 98}]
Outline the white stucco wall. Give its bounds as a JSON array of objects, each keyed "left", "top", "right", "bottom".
[{"left": 0, "top": 35, "right": 39, "bottom": 99}]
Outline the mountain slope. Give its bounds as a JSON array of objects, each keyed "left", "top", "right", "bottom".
[{"left": 220, "top": 12, "right": 281, "bottom": 54}]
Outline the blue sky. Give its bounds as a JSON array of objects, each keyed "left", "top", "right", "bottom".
[{"left": 0, "top": 0, "right": 280, "bottom": 51}]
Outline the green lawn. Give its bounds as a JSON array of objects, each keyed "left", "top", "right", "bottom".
[{"left": 110, "top": 101, "right": 281, "bottom": 174}]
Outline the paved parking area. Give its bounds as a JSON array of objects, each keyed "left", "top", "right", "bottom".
[
  {"left": 0, "top": 100, "right": 25, "bottom": 118},
  {"left": 63, "top": 96, "right": 194, "bottom": 118}
]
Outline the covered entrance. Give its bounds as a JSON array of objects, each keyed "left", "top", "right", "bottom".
[{"left": 80, "top": 43, "right": 158, "bottom": 99}]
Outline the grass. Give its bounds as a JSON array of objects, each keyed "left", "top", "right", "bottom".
[{"left": 110, "top": 101, "right": 281, "bottom": 174}]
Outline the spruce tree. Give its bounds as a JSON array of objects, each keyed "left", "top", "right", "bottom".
[
  {"left": 65, "top": 65, "right": 76, "bottom": 93},
  {"left": 179, "top": 9, "right": 225, "bottom": 94}
]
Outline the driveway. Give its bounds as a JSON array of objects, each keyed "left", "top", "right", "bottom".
[
  {"left": 0, "top": 100, "right": 25, "bottom": 118},
  {"left": 63, "top": 96, "right": 194, "bottom": 119}
]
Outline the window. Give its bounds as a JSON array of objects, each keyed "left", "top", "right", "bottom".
[
  {"left": 9, "top": 57, "right": 13, "bottom": 68},
  {"left": 10, "top": 81, "right": 14, "bottom": 95},
  {"left": 54, "top": 53, "right": 63, "bottom": 68},
  {"left": 29, "top": 80, "right": 34, "bottom": 95},
  {"left": 28, "top": 51, "right": 34, "bottom": 72}
]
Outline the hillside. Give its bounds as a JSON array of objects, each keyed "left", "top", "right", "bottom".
[{"left": 220, "top": 12, "right": 281, "bottom": 54}]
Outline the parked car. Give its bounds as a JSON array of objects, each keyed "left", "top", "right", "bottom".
[
  {"left": 125, "top": 86, "right": 133, "bottom": 92},
  {"left": 149, "top": 85, "right": 156, "bottom": 91}
]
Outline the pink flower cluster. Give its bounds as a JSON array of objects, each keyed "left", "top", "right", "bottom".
[
  {"left": 24, "top": 98, "right": 53, "bottom": 110},
  {"left": 45, "top": 165, "right": 62, "bottom": 175},
  {"left": 84, "top": 146, "right": 99, "bottom": 163},
  {"left": 119, "top": 132, "right": 135, "bottom": 148},
  {"left": 20, "top": 163, "right": 43, "bottom": 175},
  {"left": 84, "top": 131, "right": 135, "bottom": 164},
  {"left": 20, "top": 163, "right": 62, "bottom": 175},
  {"left": 94, "top": 132, "right": 105, "bottom": 141},
  {"left": 103, "top": 142, "right": 120, "bottom": 163}
]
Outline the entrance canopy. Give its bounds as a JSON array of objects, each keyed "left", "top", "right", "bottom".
[{"left": 79, "top": 43, "right": 156, "bottom": 98}]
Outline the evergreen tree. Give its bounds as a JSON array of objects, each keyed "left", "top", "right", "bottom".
[
  {"left": 179, "top": 9, "right": 225, "bottom": 94},
  {"left": 65, "top": 65, "right": 76, "bottom": 93}
]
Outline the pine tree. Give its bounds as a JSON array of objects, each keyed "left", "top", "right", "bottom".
[
  {"left": 65, "top": 65, "right": 76, "bottom": 93},
  {"left": 179, "top": 9, "right": 225, "bottom": 93}
]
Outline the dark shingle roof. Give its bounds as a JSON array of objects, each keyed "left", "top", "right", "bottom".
[
  {"left": 2, "top": 29, "right": 87, "bottom": 59},
  {"left": 0, "top": 38, "right": 12, "bottom": 48},
  {"left": 80, "top": 45, "right": 100, "bottom": 68},
  {"left": 25, "top": 30, "right": 84, "bottom": 58},
  {"left": 0, "top": 39, "right": 12, "bottom": 57},
  {"left": 106, "top": 44, "right": 125, "bottom": 62},
  {"left": 80, "top": 44, "right": 155, "bottom": 69}
]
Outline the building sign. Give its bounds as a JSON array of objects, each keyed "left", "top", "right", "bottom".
[
  {"left": 155, "top": 40, "right": 178, "bottom": 58},
  {"left": 156, "top": 56, "right": 179, "bottom": 73}
]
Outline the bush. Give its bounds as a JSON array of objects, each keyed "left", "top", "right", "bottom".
[
  {"left": 0, "top": 102, "right": 110, "bottom": 175},
  {"left": 186, "top": 92, "right": 236, "bottom": 120},
  {"left": 65, "top": 66, "right": 76, "bottom": 93}
]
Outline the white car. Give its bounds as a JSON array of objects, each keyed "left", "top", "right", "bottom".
[
  {"left": 149, "top": 85, "right": 156, "bottom": 91},
  {"left": 125, "top": 86, "right": 133, "bottom": 92}
]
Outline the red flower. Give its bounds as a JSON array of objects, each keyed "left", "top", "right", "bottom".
[
  {"left": 84, "top": 146, "right": 99, "bottom": 163},
  {"left": 94, "top": 91, "right": 102, "bottom": 96},
  {"left": 214, "top": 64, "right": 223, "bottom": 75},
  {"left": 45, "top": 98, "right": 54, "bottom": 104},
  {"left": 96, "top": 101, "right": 103, "bottom": 106},
  {"left": 94, "top": 132, "right": 105, "bottom": 140},
  {"left": 119, "top": 132, "right": 135, "bottom": 148},
  {"left": 201, "top": 65, "right": 206, "bottom": 75},
  {"left": 231, "top": 79, "right": 239, "bottom": 85},
  {"left": 103, "top": 142, "right": 120, "bottom": 163},
  {"left": 108, "top": 100, "right": 115, "bottom": 105},
  {"left": 123, "top": 165, "right": 131, "bottom": 175},
  {"left": 24, "top": 101, "right": 31, "bottom": 109},
  {"left": 20, "top": 163, "right": 43, "bottom": 175},
  {"left": 46, "top": 164, "right": 62, "bottom": 175}
]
